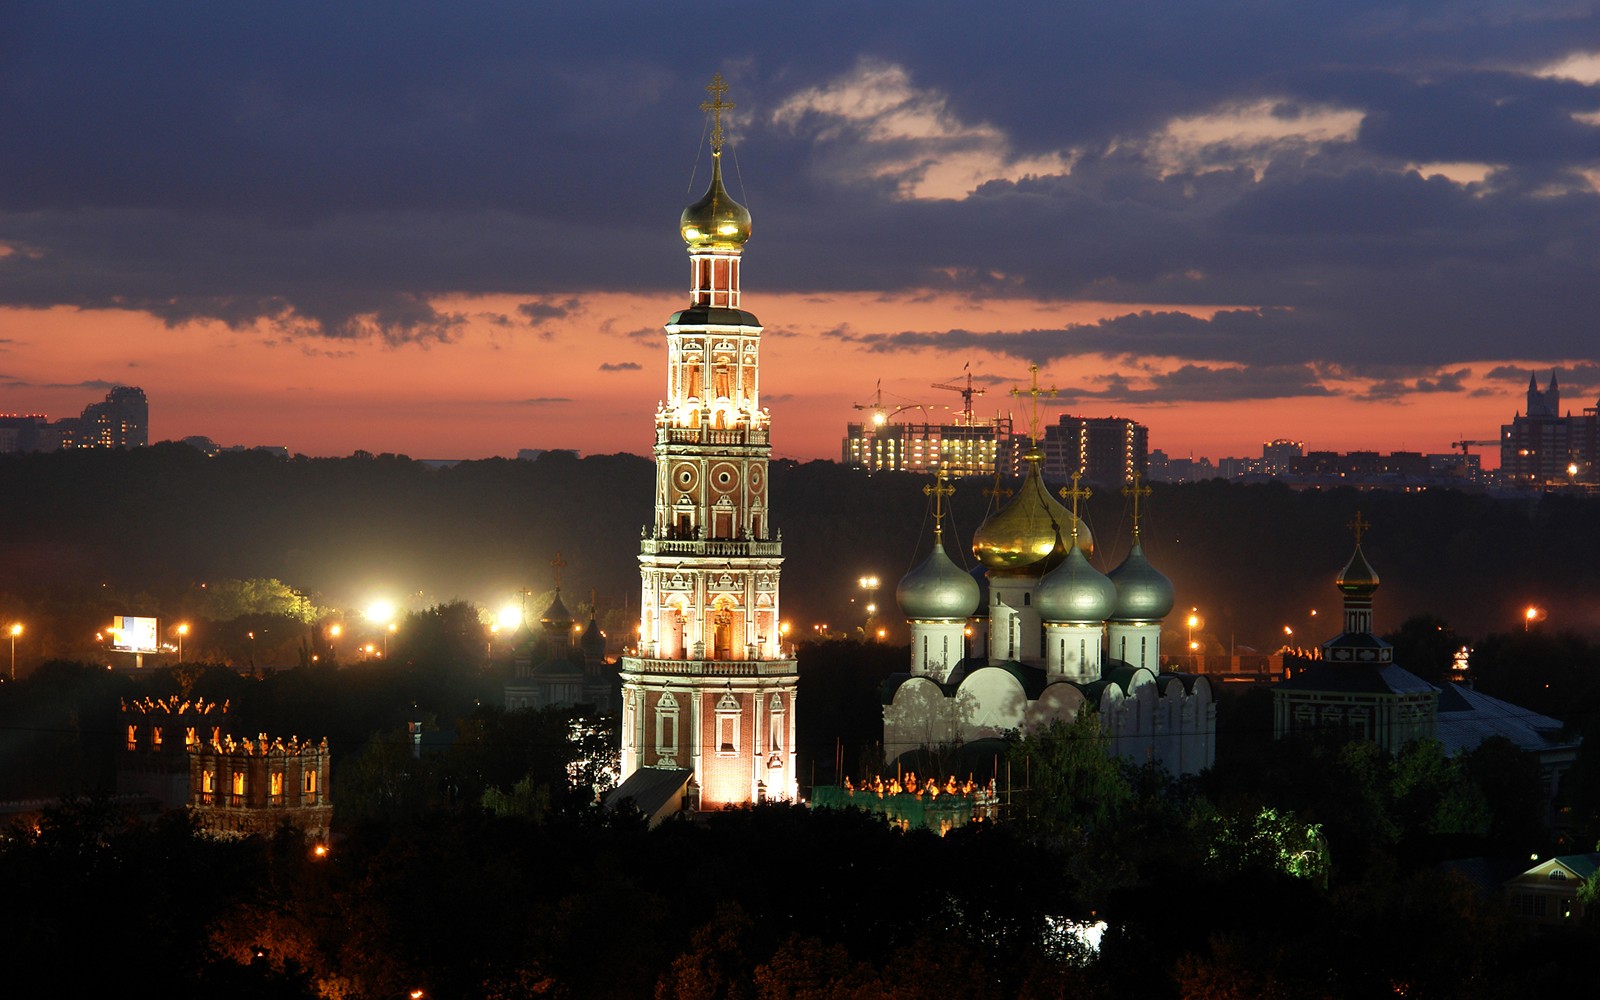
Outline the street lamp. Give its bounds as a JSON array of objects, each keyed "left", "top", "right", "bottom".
[
  {"left": 859, "top": 575, "right": 880, "bottom": 634},
  {"left": 175, "top": 622, "right": 189, "bottom": 662},
  {"left": 1525, "top": 606, "right": 1544, "bottom": 632},
  {"left": 8, "top": 623, "right": 21, "bottom": 680}
]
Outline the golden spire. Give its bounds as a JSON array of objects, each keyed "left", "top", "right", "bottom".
[
  {"left": 1059, "top": 472, "right": 1092, "bottom": 544},
  {"left": 1122, "top": 473, "right": 1152, "bottom": 540},
  {"left": 700, "top": 73, "right": 735, "bottom": 153},
  {"left": 1347, "top": 510, "right": 1370, "bottom": 544},
  {"left": 550, "top": 551, "right": 567, "bottom": 589},
  {"left": 1009, "top": 364, "right": 1056, "bottom": 445},
  {"left": 924, "top": 467, "right": 956, "bottom": 539}
]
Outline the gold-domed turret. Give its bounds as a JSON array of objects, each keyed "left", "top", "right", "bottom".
[
  {"left": 972, "top": 448, "right": 1091, "bottom": 574},
  {"left": 680, "top": 152, "right": 751, "bottom": 248},
  {"left": 680, "top": 74, "right": 751, "bottom": 248}
]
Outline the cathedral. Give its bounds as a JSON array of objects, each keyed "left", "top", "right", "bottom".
[
  {"left": 607, "top": 76, "right": 798, "bottom": 819},
  {"left": 882, "top": 430, "right": 1217, "bottom": 776}
]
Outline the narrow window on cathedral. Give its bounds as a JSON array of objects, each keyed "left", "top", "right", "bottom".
[
  {"left": 231, "top": 771, "right": 246, "bottom": 804},
  {"left": 716, "top": 693, "right": 741, "bottom": 755},
  {"left": 126, "top": 724, "right": 137, "bottom": 751},
  {"left": 769, "top": 694, "right": 784, "bottom": 751},
  {"left": 921, "top": 635, "right": 928, "bottom": 671},
  {"left": 656, "top": 693, "right": 680, "bottom": 755},
  {"left": 152, "top": 726, "right": 162, "bottom": 750},
  {"left": 201, "top": 770, "right": 215, "bottom": 804},
  {"left": 185, "top": 726, "right": 197, "bottom": 748},
  {"left": 304, "top": 768, "right": 318, "bottom": 797},
  {"left": 270, "top": 771, "right": 285, "bottom": 804}
]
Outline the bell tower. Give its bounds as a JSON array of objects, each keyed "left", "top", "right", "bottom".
[{"left": 617, "top": 75, "right": 798, "bottom": 810}]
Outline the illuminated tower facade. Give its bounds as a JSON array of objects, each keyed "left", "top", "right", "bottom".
[{"left": 617, "top": 76, "right": 798, "bottom": 810}]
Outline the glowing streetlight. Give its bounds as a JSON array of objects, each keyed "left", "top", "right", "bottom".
[
  {"left": 1525, "top": 606, "right": 1545, "bottom": 632},
  {"left": 496, "top": 604, "right": 523, "bottom": 632},
  {"left": 8, "top": 623, "right": 21, "bottom": 680},
  {"left": 175, "top": 622, "right": 189, "bottom": 662},
  {"left": 1186, "top": 608, "right": 1202, "bottom": 649},
  {"left": 365, "top": 600, "right": 397, "bottom": 625}
]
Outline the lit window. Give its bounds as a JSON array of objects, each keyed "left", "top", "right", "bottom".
[
  {"left": 715, "top": 692, "right": 741, "bottom": 755},
  {"left": 655, "top": 692, "right": 680, "bottom": 755},
  {"left": 126, "top": 725, "right": 137, "bottom": 751},
  {"left": 270, "top": 771, "right": 285, "bottom": 802},
  {"left": 303, "top": 769, "right": 317, "bottom": 795},
  {"left": 231, "top": 771, "right": 245, "bottom": 801},
  {"left": 152, "top": 726, "right": 162, "bottom": 750}
]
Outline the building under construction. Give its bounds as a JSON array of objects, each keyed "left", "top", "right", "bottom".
[{"left": 842, "top": 373, "right": 1019, "bottom": 477}]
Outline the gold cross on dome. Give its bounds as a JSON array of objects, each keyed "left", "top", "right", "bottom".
[
  {"left": 1009, "top": 363, "right": 1056, "bottom": 444},
  {"left": 1059, "top": 472, "right": 1092, "bottom": 542},
  {"left": 1348, "top": 510, "right": 1370, "bottom": 544},
  {"left": 924, "top": 467, "right": 956, "bottom": 535},
  {"left": 1122, "top": 473, "right": 1152, "bottom": 539},
  {"left": 700, "top": 73, "right": 736, "bottom": 153},
  {"left": 550, "top": 551, "right": 567, "bottom": 588}
]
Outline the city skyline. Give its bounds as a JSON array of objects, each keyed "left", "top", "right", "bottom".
[{"left": 5, "top": 4, "right": 1600, "bottom": 465}]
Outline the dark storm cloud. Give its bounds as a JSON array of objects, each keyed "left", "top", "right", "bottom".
[
  {"left": 1054, "top": 363, "right": 1339, "bottom": 404},
  {"left": 518, "top": 298, "right": 580, "bottom": 326},
  {"left": 2, "top": 0, "right": 1599, "bottom": 388}
]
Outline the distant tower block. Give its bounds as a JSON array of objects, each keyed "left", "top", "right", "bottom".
[{"left": 615, "top": 75, "right": 798, "bottom": 813}]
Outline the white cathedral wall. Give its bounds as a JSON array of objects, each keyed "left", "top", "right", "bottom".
[
  {"left": 909, "top": 620, "right": 967, "bottom": 683},
  {"left": 1044, "top": 622, "right": 1104, "bottom": 682},
  {"left": 1108, "top": 622, "right": 1161, "bottom": 671},
  {"left": 955, "top": 668, "right": 1028, "bottom": 738}
]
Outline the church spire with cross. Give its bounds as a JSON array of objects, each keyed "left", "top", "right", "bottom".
[
  {"left": 896, "top": 466, "right": 980, "bottom": 682},
  {"left": 615, "top": 74, "right": 797, "bottom": 814}
]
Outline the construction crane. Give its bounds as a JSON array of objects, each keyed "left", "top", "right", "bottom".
[
  {"left": 853, "top": 380, "right": 924, "bottom": 426},
  {"left": 931, "top": 369, "right": 986, "bottom": 427},
  {"left": 1451, "top": 438, "right": 1500, "bottom": 456}
]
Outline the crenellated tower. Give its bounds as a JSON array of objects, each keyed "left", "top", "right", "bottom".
[{"left": 617, "top": 75, "right": 798, "bottom": 811}]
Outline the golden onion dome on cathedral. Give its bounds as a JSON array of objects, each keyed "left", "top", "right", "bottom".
[
  {"left": 1336, "top": 543, "right": 1380, "bottom": 597},
  {"left": 680, "top": 152, "right": 751, "bottom": 248},
  {"left": 972, "top": 449, "right": 1092, "bottom": 574}
]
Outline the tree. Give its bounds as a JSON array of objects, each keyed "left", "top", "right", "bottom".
[{"left": 1007, "top": 709, "right": 1133, "bottom": 838}]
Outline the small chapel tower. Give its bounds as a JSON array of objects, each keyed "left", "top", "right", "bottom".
[{"left": 616, "top": 75, "right": 799, "bottom": 811}]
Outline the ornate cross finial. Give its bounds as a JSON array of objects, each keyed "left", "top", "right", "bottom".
[
  {"left": 1348, "top": 510, "right": 1370, "bottom": 544},
  {"left": 1008, "top": 363, "right": 1057, "bottom": 443},
  {"left": 550, "top": 551, "right": 567, "bottom": 589},
  {"left": 1122, "top": 473, "right": 1152, "bottom": 539},
  {"left": 983, "top": 464, "right": 1013, "bottom": 506},
  {"left": 1059, "top": 472, "right": 1092, "bottom": 543},
  {"left": 924, "top": 467, "right": 956, "bottom": 537},
  {"left": 700, "top": 73, "right": 735, "bottom": 153}
]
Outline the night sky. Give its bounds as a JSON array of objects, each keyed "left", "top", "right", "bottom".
[{"left": 2, "top": 2, "right": 1598, "bottom": 463}]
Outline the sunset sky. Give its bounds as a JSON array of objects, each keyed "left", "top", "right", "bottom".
[{"left": 4, "top": 3, "right": 1600, "bottom": 466}]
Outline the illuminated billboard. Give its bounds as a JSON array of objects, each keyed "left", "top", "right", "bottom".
[{"left": 112, "top": 615, "right": 160, "bottom": 653}]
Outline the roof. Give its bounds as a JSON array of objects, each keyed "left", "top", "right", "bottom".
[
  {"left": 666, "top": 305, "right": 762, "bottom": 328},
  {"left": 604, "top": 767, "right": 693, "bottom": 825},
  {"left": 1275, "top": 660, "right": 1436, "bottom": 696},
  {"left": 1435, "top": 682, "right": 1576, "bottom": 756}
]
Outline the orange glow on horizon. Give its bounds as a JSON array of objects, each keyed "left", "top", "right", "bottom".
[{"left": 0, "top": 296, "right": 1544, "bottom": 468}]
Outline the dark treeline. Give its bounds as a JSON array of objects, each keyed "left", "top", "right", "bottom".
[{"left": 1, "top": 445, "right": 1597, "bottom": 661}]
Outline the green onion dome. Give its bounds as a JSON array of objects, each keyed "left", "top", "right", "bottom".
[
  {"left": 897, "top": 538, "right": 981, "bottom": 620},
  {"left": 1107, "top": 540, "right": 1174, "bottom": 622},
  {"left": 1037, "top": 542, "right": 1117, "bottom": 624}
]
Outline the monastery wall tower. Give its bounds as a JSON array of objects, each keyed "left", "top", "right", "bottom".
[{"left": 616, "top": 76, "right": 798, "bottom": 811}]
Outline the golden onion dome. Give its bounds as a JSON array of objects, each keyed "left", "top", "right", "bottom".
[
  {"left": 1336, "top": 543, "right": 1380, "bottom": 597},
  {"left": 972, "top": 450, "right": 1092, "bottom": 575},
  {"left": 680, "top": 152, "right": 751, "bottom": 248}
]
